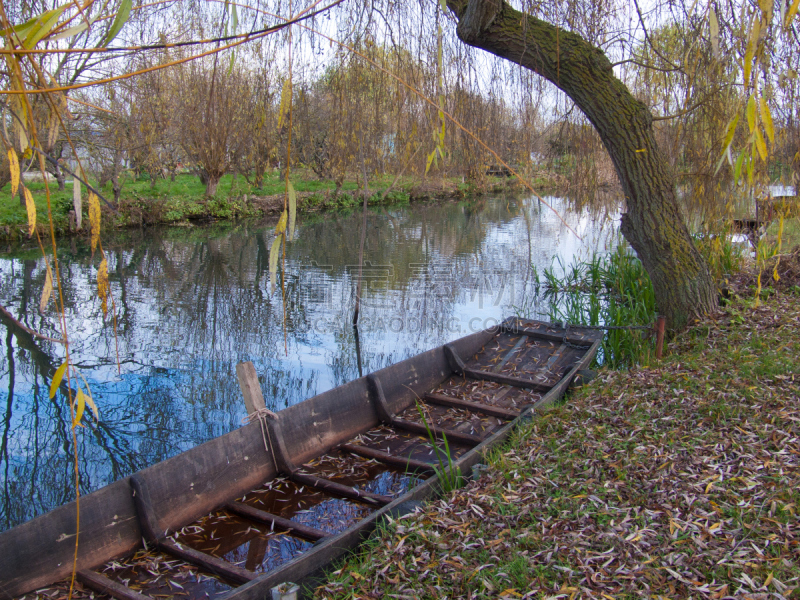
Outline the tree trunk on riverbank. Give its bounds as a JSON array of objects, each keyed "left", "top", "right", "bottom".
[{"left": 447, "top": 0, "right": 718, "bottom": 329}]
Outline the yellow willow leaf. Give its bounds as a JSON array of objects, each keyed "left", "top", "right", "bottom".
[
  {"left": 750, "top": 15, "right": 762, "bottom": 48},
  {"left": 746, "top": 95, "right": 756, "bottom": 133},
  {"left": 425, "top": 149, "right": 436, "bottom": 174},
  {"left": 97, "top": 257, "right": 109, "bottom": 318},
  {"left": 23, "top": 5, "right": 67, "bottom": 49},
  {"left": 89, "top": 191, "right": 100, "bottom": 253},
  {"left": 287, "top": 181, "right": 297, "bottom": 242},
  {"left": 23, "top": 186, "right": 36, "bottom": 236},
  {"left": 787, "top": 0, "right": 800, "bottom": 26},
  {"left": 759, "top": 96, "right": 775, "bottom": 144},
  {"left": 754, "top": 126, "right": 768, "bottom": 161},
  {"left": 50, "top": 361, "right": 68, "bottom": 399},
  {"left": 39, "top": 262, "right": 53, "bottom": 313},
  {"left": 268, "top": 236, "right": 282, "bottom": 293},
  {"left": 275, "top": 209, "right": 288, "bottom": 234},
  {"left": 722, "top": 114, "right": 740, "bottom": 150},
  {"left": 8, "top": 149, "right": 19, "bottom": 196},
  {"left": 734, "top": 150, "right": 746, "bottom": 182},
  {"left": 83, "top": 389, "right": 100, "bottom": 421},
  {"left": 73, "top": 389, "right": 87, "bottom": 428}
]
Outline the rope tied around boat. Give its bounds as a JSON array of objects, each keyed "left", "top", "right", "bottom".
[{"left": 243, "top": 407, "right": 279, "bottom": 471}]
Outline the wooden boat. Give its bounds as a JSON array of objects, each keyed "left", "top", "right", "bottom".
[{"left": 0, "top": 318, "right": 602, "bottom": 600}]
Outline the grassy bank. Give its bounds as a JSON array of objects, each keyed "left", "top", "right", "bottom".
[
  {"left": 0, "top": 169, "right": 528, "bottom": 244},
  {"left": 318, "top": 281, "right": 800, "bottom": 598}
]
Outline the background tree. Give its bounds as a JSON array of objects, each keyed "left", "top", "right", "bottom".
[{"left": 445, "top": 0, "right": 718, "bottom": 329}]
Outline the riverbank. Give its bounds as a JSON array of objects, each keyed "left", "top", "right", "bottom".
[
  {"left": 317, "top": 260, "right": 800, "bottom": 599},
  {"left": 0, "top": 169, "right": 542, "bottom": 244}
]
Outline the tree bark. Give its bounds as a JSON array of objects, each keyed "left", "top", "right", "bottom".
[
  {"left": 205, "top": 172, "right": 221, "bottom": 197},
  {"left": 447, "top": 0, "right": 718, "bottom": 329}
]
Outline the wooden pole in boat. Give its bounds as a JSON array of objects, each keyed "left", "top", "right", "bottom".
[{"left": 236, "top": 361, "right": 267, "bottom": 414}]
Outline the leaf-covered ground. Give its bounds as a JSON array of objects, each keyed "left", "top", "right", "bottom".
[{"left": 317, "top": 291, "right": 800, "bottom": 599}]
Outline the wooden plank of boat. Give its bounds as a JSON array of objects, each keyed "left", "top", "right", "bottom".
[
  {"left": 159, "top": 538, "right": 258, "bottom": 584},
  {"left": 77, "top": 569, "right": 155, "bottom": 600},
  {"left": 500, "top": 321, "right": 600, "bottom": 346},
  {"left": 423, "top": 393, "right": 519, "bottom": 420},
  {"left": 338, "top": 443, "right": 437, "bottom": 475},
  {"left": 445, "top": 342, "right": 555, "bottom": 392},
  {"left": 225, "top": 502, "right": 329, "bottom": 542},
  {"left": 131, "top": 473, "right": 258, "bottom": 584},
  {"left": 387, "top": 417, "right": 484, "bottom": 446},
  {"left": 491, "top": 334, "right": 529, "bottom": 372},
  {"left": 0, "top": 319, "right": 599, "bottom": 599},
  {"left": 288, "top": 472, "right": 393, "bottom": 506}
]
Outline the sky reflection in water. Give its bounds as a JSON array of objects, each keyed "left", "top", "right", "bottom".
[{"left": 0, "top": 194, "right": 619, "bottom": 530}]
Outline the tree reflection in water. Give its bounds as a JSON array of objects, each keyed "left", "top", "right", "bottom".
[{"left": 0, "top": 194, "right": 618, "bottom": 531}]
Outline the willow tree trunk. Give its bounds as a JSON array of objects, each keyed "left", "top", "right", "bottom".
[{"left": 448, "top": 0, "right": 718, "bottom": 329}]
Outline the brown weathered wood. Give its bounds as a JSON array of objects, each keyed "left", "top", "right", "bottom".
[
  {"left": 541, "top": 343, "right": 569, "bottom": 371},
  {"left": 225, "top": 502, "right": 329, "bottom": 541},
  {"left": 0, "top": 478, "right": 140, "bottom": 598},
  {"left": 130, "top": 474, "right": 161, "bottom": 543},
  {"left": 444, "top": 343, "right": 467, "bottom": 375},
  {"left": 367, "top": 374, "right": 395, "bottom": 423},
  {"left": 77, "top": 570, "right": 154, "bottom": 600},
  {"left": 389, "top": 417, "right": 484, "bottom": 446},
  {"left": 236, "top": 361, "right": 266, "bottom": 415},
  {"left": 339, "top": 443, "right": 436, "bottom": 474},
  {"left": 529, "top": 338, "right": 603, "bottom": 411},
  {"left": 245, "top": 535, "right": 270, "bottom": 572},
  {"left": 160, "top": 539, "right": 257, "bottom": 584},
  {"left": 289, "top": 472, "right": 393, "bottom": 505},
  {"left": 462, "top": 368, "right": 553, "bottom": 393},
  {"left": 423, "top": 393, "right": 518, "bottom": 420},
  {"left": 132, "top": 474, "right": 256, "bottom": 584},
  {"left": 500, "top": 323, "right": 593, "bottom": 347},
  {"left": 267, "top": 415, "right": 300, "bottom": 475},
  {"left": 492, "top": 335, "right": 528, "bottom": 372}
]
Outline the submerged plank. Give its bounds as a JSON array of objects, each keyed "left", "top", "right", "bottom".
[
  {"left": 289, "top": 472, "right": 393, "bottom": 506},
  {"left": 77, "top": 570, "right": 154, "bottom": 600},
  {"left": 462, "top": 368, "right": 553, "bottom": 392},
  {"left": 225, "top": 503, "right": 329, "bottom": 542},
  {"left": 389, "top": 417, "right": 484, "bottom": 446},
  {"left": 159, "top": 539, "right": 257, "bottom": 584},
  {"left": 423, "top": 393, "right": 518, "bottom": 420},
  {"left": 339, "top": 443, "right": 436, "bottom": 474}
]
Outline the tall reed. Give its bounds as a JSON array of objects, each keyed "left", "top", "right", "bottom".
[
  {"left": 415, "top": 401, "right": 462, "bottom": 494},
  {"left": 521, "top": 243, "right": 657, "bottom": 368}
]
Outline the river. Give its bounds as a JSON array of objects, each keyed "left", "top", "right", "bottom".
[{"left": 0, "top": 194, "right": 618, "bottom": 531}]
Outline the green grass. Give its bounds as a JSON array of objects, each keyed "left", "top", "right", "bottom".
[
  {"left": 765, "top": 213, "right": 800, "bottom": 250},
  {"left": 0, "top": 169, "right": 517, "bottom": 242}
]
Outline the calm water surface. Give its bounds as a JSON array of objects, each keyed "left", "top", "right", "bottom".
[{"left": 0, "top": 194, "right": 618, "bottom": 531}]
